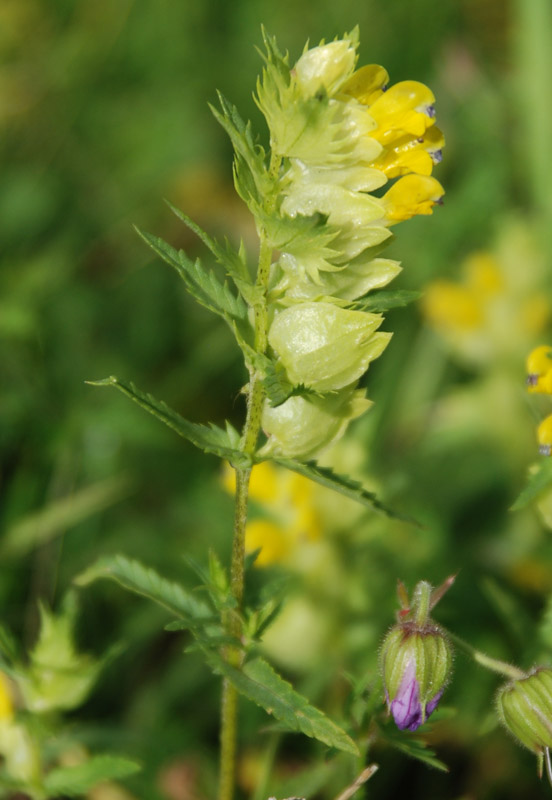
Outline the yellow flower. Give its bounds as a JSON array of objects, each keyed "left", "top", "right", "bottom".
[
  {"left": 381, "top": 174, "right": 444, "bottom": 223},
  {"left": 0, "top": 673, "right": 13, "bottom": 721},
  {"left": 422, "top": 282, "right": 483, "bottom": 331},
  {"left": 526, "top": 345, "right": 552, "bottom": 393},
  {"left": 537, "top": 414, "right": 552, "bottom": 456}
]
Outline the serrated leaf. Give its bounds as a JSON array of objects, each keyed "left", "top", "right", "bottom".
[
  {"left": 210, "top": 93, "right": 272, "bottom": 211},
  {"left": 268, "top": 458, "right": 417, "bottom": 524},
  {"left": 353, "top": 289, "right": 422, "bottom": 312},
  {"left": 86, "top": 375, "right": 251, "bottom": 468},
  {"left": 136, "top": 228, "right": 248, "bottom": 322},
  {"left": 511, "top": 458, "right": 552, "bottom": 510},
  {"left": 75, "top": 555, "right": 213, "bottom": 625},
  {"left": 165, "top": 201, "right": 252, "bottom": 292},
  {"left": 44, "top": 755, "right": 140, "bottom": 796},
  {"left": 0, "top": 623, "right": 18, "bottom": 664},
  {"left": 205, "top": 652, "right": 358, "bottom": 755},
  {"left": 379, "top": 728, "right": 448, "bottom": 772}
]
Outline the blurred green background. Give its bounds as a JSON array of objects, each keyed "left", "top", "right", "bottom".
[{"left": 2, "top": 0, "right": 552, "bottom": 798}]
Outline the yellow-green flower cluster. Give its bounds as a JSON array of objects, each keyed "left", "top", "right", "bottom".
[
  {"left": 422, "top": 222, "right": 550, "bottom": 367},
  {"left": 526, "top": 345, "right": 552, "bottom": 456},
  {"left": 256, "top": 31, "right": 444, "bottom": 459}
]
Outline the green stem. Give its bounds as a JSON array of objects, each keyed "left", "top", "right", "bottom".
[
  {"left": 217, "top": 152, "right": 281, "bottom": 800},
  {"left": 449, "top": 633, "right": 527, "bottom": 680}
]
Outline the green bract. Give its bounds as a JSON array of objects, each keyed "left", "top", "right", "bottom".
[
  {"left": 260, "top": 387, "right": 371, "bottom": 459},
  {"left": 268, "top": 302, "right": 391, "bottom": 392}
]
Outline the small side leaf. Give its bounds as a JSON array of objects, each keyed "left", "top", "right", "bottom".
[
  {"left": 86, "top": 376, "right": 251, "bottom": 468},
  {"left": 205, "top": 653, "right": 358, "bottom": 756},
  {"left": 75, "top": 555, "right": 213, "bottom": 625},
  {"left": 511, "top": 459, "right": 552, "bottom": 510},
  {"left": 379, "top": 728, "right": 448, "bottom": 772},
  {"left": 136, "top": 228, "right": 248, "bottom": 322},
  {"left": 268, "top": 458, "right": 417, "bottom": 524},
  {"left": 44, "top": 755, "right": 140, "bottom": 796},
  {"left": 353, "top": 290, "right": 422, "bottom": 312},
  {"left": 165, "top": 201, "right": 252, "bottom": 289}
]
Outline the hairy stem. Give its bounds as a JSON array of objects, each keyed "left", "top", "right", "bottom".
[
  {"left": 449, "top": 633, "right": 526, "bottom": 680},
  {"left": 217, "top": 152, "right": 281, "bottom": 800}
]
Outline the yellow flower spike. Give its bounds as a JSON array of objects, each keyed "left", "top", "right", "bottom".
[
  {"left": 367, "top": 81, "right": 437, "bottom": 144},
  {"left": 0, "top": 673, "right": 13, "bottom": 720},
  {"left": 340, "top": 64, "right": 390, "bottom": 105},
  {"left": 421, "top": 281, "right": 483, "bottom": 331},
  {"left": 382, "top": 174, "right": 444, "bottom": 223},
  {"left": 537, "top": 414, "right": 552, "bottom": 456},
  {"left": 370, "top": 125, "right": 445, "bottom": 178},
  {"left": 526, "top": 345, "right": 552, "bottom": 393}
]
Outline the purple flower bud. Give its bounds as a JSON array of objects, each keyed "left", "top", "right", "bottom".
[{"left": 380, "top": 580, "right": 453, "bottom": 732}]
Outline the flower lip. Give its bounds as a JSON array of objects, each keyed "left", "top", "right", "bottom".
[
  {"left": 527, "top": 373, "right": 539, "bottom": 386},
  {"left": 539, "top": 444, "right": 552, "bottom": 456},
  {"left": 431, "top": 148, "right": 443, "bottom": 164}
]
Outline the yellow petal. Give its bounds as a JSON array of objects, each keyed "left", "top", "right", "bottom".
[
  {"left": 369, "top": 126, "right": 444, "bottom": 178},
  {"left": 464, "top": 253, "right": 503, "bottom": 295},
  {"left": 527, "top": 345, "right": 552, "bottom": 393},
  {"left": 340, "top": 64, "right": 389, "bottom": 105},
  {"left": 382, "top": 174, "right": 444, "bottom": 223},
  {"left": 537, "top": 414, "right": 552, "bottom": 455},
  {"left": 0, "top": 673, "right": 13, "bottom": 720},
  {"left": 367, "top": 81, "right": 436, "bottom": 144}
]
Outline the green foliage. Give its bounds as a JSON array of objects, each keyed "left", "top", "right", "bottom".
[
  {"left": 379, "top": 726, "right": 449, "bottom": 772},
  {"left": 86, "top": 376, "right": 251, "bottom": 468},
  {"left": 354, "top": 289, "right": 422, "bottom": 312},
  {"left": 135, "top": 228, "right": 249, "bottom": 323},
  {"left": 511, "top": 459, "right": 552, "bottom": 510},
  {"left": 205, "top": 652, "right": 359, "bottom": 755},
  {"left": 75, "top": 555, "right": 213, "bottom": 626},
  {"left": 268, "top": 456, "right": 417, "bottom": 522},
  {"left": 43, "top": 755, "right": 140, "bottom": 797}
]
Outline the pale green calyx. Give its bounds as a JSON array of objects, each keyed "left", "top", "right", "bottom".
[
  {"left": 260, "top": 387, "right": 371, "bottom": 459},
  {"left": 268, "top": 302, "right": 391, "bottom": 392},
  {"left": 496, "top": 668, "right": 552, "bottom": 756},
  {"left": 15, "top": 598, "right": 101, "bottom": 714}
]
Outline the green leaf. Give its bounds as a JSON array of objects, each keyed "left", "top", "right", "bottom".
[
  {"left": 75, "top": 555, "right": 213, "bottom": 625},
  {"left": 136, "top": 228, "right": 248, "bottom": 322},
  {"left": 268, "top": 457, "right": 418, "bottom": 523},
  {"left": 165, "top": 201, "right": 252, "bottom": 291},
  {"left": 0, "top": 623, "right": 18, "bottom": 664},
  {"left": 210, "top": 93, "right": 272, "bottom": 211},
  {"left": 353, "top": 289, "right": 422, "bottom": 312},
  {"left": 379, "top": 727, "right": 449, "bottom": 772},
  {"left": 205, "top": 653, "right": 359, "bottom": 755},
  {"left": 511, "top": 458, "right": 552, "bottom": 510},
  {"left": 86, "top": 375, "right": 251, "bottom": 468},
  {"left": 44, "top": 755, "right": 140, "bottom": 796}
]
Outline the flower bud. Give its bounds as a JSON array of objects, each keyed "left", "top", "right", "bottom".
[
  {"left": 496, "top": 667, "right": 552, "bottom": 755},
  {"left": 526, "top": 345, "right": 552, "bottom": 393},
  {"left": 294, "top": 40, "right": 357, "bottom": 95},
  {"left": 380, "top": 580, "right": 453, "bottom": 731},
  {"left": 537, "top": 415, "right": 552, "bottom": 457}
]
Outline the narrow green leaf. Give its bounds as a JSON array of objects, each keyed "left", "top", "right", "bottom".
[
  {"left": 1, "top": 475, "right": 131, "bottom": 558},
  {"left": 354, "top": 289, "right": 422, "bottom": 312},
  {"left": 511, "top": 458, "right": 552, "bottom": 510},
  {"left": 86, "top": 375, "right": 251, "bottom": 467},
  {"left": 165, "top": 201, "right": 252, "bottom": 288},
  {"left": 136, "top": 228, "right": 248, "bottom": 322},
  {"left": 205, "top": 653, "right": 359, "bottom": 755},
  {"left": 75, "top": 555, "right": 213, "bottom": 624},
  {"left": 380, "top": 729, "right": 448, "bottom": 772},
  {"left": 44, "top": 755, "right": 140, "bottom": 796},
  {"left": 268, "top": 458, "right": 417, "bottom": 524}
]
